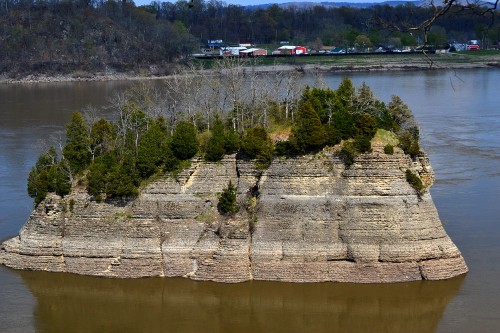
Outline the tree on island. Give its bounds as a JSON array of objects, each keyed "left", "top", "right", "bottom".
[
  {"left": 240, "top": 127, "right": 274, "bottom": 168},
  {"left": 289, "top": 100, "right": 327, "bottom": 153},
  {"left": 26, "top": 75, "right": 425, "bottom": 205},
  {"left": 62, "top": 112, "right": 91, "bottom": 175},
  {"left": 137, "top": 118, "right": 169, "bottom": 178},
  {"left": 171, "top": 121, "right": 198, "bottom": 160},
  {"left": 28, "top": 147, "right": 71, "bottom": 205},
  {"left": 205, "top": 116, "right": 226, "bottom": 162}
]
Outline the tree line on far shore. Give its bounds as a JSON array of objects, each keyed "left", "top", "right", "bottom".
[
  {"left": 27, "top": 67, "right": 420, "bottom": 206},
  {"left": 1, "top": 0, "right": 498, "bottom": 76}
]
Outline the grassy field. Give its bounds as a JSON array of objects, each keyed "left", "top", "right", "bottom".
[{"left": 372, "top": 129, "right": 400, "bottom": 147}]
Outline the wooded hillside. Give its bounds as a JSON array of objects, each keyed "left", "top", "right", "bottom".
[{"left": 0, "top": 0, "right": 196, "bottom": 76}]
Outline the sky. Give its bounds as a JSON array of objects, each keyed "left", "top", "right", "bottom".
[{"left": 134, "top": 0, "right": 392, "bottom": 7}]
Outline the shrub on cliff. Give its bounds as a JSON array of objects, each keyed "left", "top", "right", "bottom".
[
  {"left": 399, "top": 132, "right": 421, "bottom": 159},
  {"left": 355, "top": 113, "right": 377, "bottom": 139},
  {"left": 331, "top": 108, "right": 356, "bottom": 139},
  {"left": 218, "top": 180, "right": 238, "bottom": 215},
  {"left": 324, "top": 124, "right": 342, "bottom": 146},
  {"left": 339, "top": 141, "right": 357, "bottom": 168},
  {"left": 352, "top": 113, "right": 377, "bottom": 153},
  {"left": 353, "top": 135, "right": 372, "bottom": 153},
  {"left": 405, "top": 169, "right": 424, "bottom": 195},
  {"left": 338, "top": 135, "right": 374, "bottom": 169}
]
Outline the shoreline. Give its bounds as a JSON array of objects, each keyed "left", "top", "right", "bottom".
[{"left": 1, "top": 53, "right": 500, "bottom": 84}]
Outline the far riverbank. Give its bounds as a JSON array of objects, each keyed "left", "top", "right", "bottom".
[{"left": 1, "top": 52, "right": 500, "bottom": 84}]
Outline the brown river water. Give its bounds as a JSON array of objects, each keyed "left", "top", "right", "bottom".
[{"left": 0, "top": 69, "right": 499, "bottom": 333}]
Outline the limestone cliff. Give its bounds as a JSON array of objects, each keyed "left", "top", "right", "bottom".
[{"left": 0, "top": 144, "right": 468, "bottom": 283}]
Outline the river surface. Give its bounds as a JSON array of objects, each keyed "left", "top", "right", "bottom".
[{"left": 0, "top": 69, "right": 499, "bottom": 333}]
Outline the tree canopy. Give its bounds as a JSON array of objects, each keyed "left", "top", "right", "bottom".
[{"left": 27, "top": 75, "right": 420, "bottom": 205}]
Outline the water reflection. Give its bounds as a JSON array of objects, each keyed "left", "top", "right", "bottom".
[{"left": 16, "top": 269, "right": 464, "bottom": 333}]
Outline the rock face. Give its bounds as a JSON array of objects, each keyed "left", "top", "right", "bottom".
[{"left": 0, "top": 145, "right": 468, "bottom": 282}]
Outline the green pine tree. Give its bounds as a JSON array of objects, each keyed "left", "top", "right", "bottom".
[
  {"left": 218, "top": 180, "right": 238, "bottom": 215},
  {"left": 289, "top": 101, "right": 327, "bottom": 153},
  {"left": 336, "top": 77, "right": 355, "bottom": 109},
  {"left": 106, "top": 156, "right": 139, "bottom": 198},
  {"left": 62, "top": 112, "right": 91, "bottom": 173},
  {"left": 137, "top": 120, "right": 168, "bottom": 178},
  {"left": 205, "top": 116, "right": 226, "bottom": 162},
  {"left": 171, "top": 121, "right": 198, "bottom": 160},
  {"left": 240, "top": 127, "right": 274, "bottom": 168},
  {"left": 27, "top": 146, "right": 70, "bottom": 205}
]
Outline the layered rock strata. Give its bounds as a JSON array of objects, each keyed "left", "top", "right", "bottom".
[{"left": 0, "top": 145, "right": 468, "bottom": 282}]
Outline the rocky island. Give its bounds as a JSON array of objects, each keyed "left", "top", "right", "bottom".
[
  {"left": 0, "top": 79, "right": 468, "bottom": 283},
  {"left": 0, "top": 147, "right": 468, "bottom": 282}
]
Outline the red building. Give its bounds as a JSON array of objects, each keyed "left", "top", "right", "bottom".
[{"left": 277, "top": 45, "right": 307, "bottom": 55}]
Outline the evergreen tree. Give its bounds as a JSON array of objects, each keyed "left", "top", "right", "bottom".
[
  {"left": 240, "top": 126, "right": 274, "bottom": 167},
  {"left": 120, "top": 106, "right": 148, "bottom": 156},
  {"left": 62, "top": 112, "right": 91, "bottom": 173},
  {"left": 336, "top": 77, "right": 355, "bottom": 109},
  {"left": 106, "top": 156, "right": 139, "bottom": 198},
  {"left": 355, "top": 113, "right": 377, "bottom": 138},
  {"left": 87, "top": 155, "right": 111, "bottom": 197},
  {"left": 309, "top": 87, "right": 337, "bottom": 124},
  {"left": 224, "top": 127, "right": 240, "bottom": 154},
  {"left": 28, "top": 147, "right": 71, "bottom": 205},
  {"left": 324, "top": 123, "right": 342, "bottom": 146},
  {"left": 205, "top": 116, "right": 226, "bottom": 162},
  {"left": 171, "top": 121, "right": 198, "bottom": 160},
  {"left": 332, "top": 108, "right": 355, "bottom": 139},
  {"left": 137, "top": 120, "right": 168, "bottom": 178},
  {"left": 217, "top": 180, "right": 238, "bottom": 215},
  {"left": 353, "top": 82, "right": 377, "bottom": 115},
  {"left": 289, "top": 101, "right": 327, "bottom": 153},
  {"left": 353, "top": 135, "right": 372, "bottom": 153},
  {"left": 373, "top": 102, "right": 396, "bottom": 131},
  {"left": 300, "top": 86, "right": 326, "bottom": 123},
  {"left": 339, "top": 141, "right": 357, "bottom": 168}
]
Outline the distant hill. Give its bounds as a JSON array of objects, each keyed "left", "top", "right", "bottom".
[
  {"left": 0, "top": 1, "right": 197, "bottom": 78},
  {"left": 246, "top": 1, "right": 423, "bottom": 9}
]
